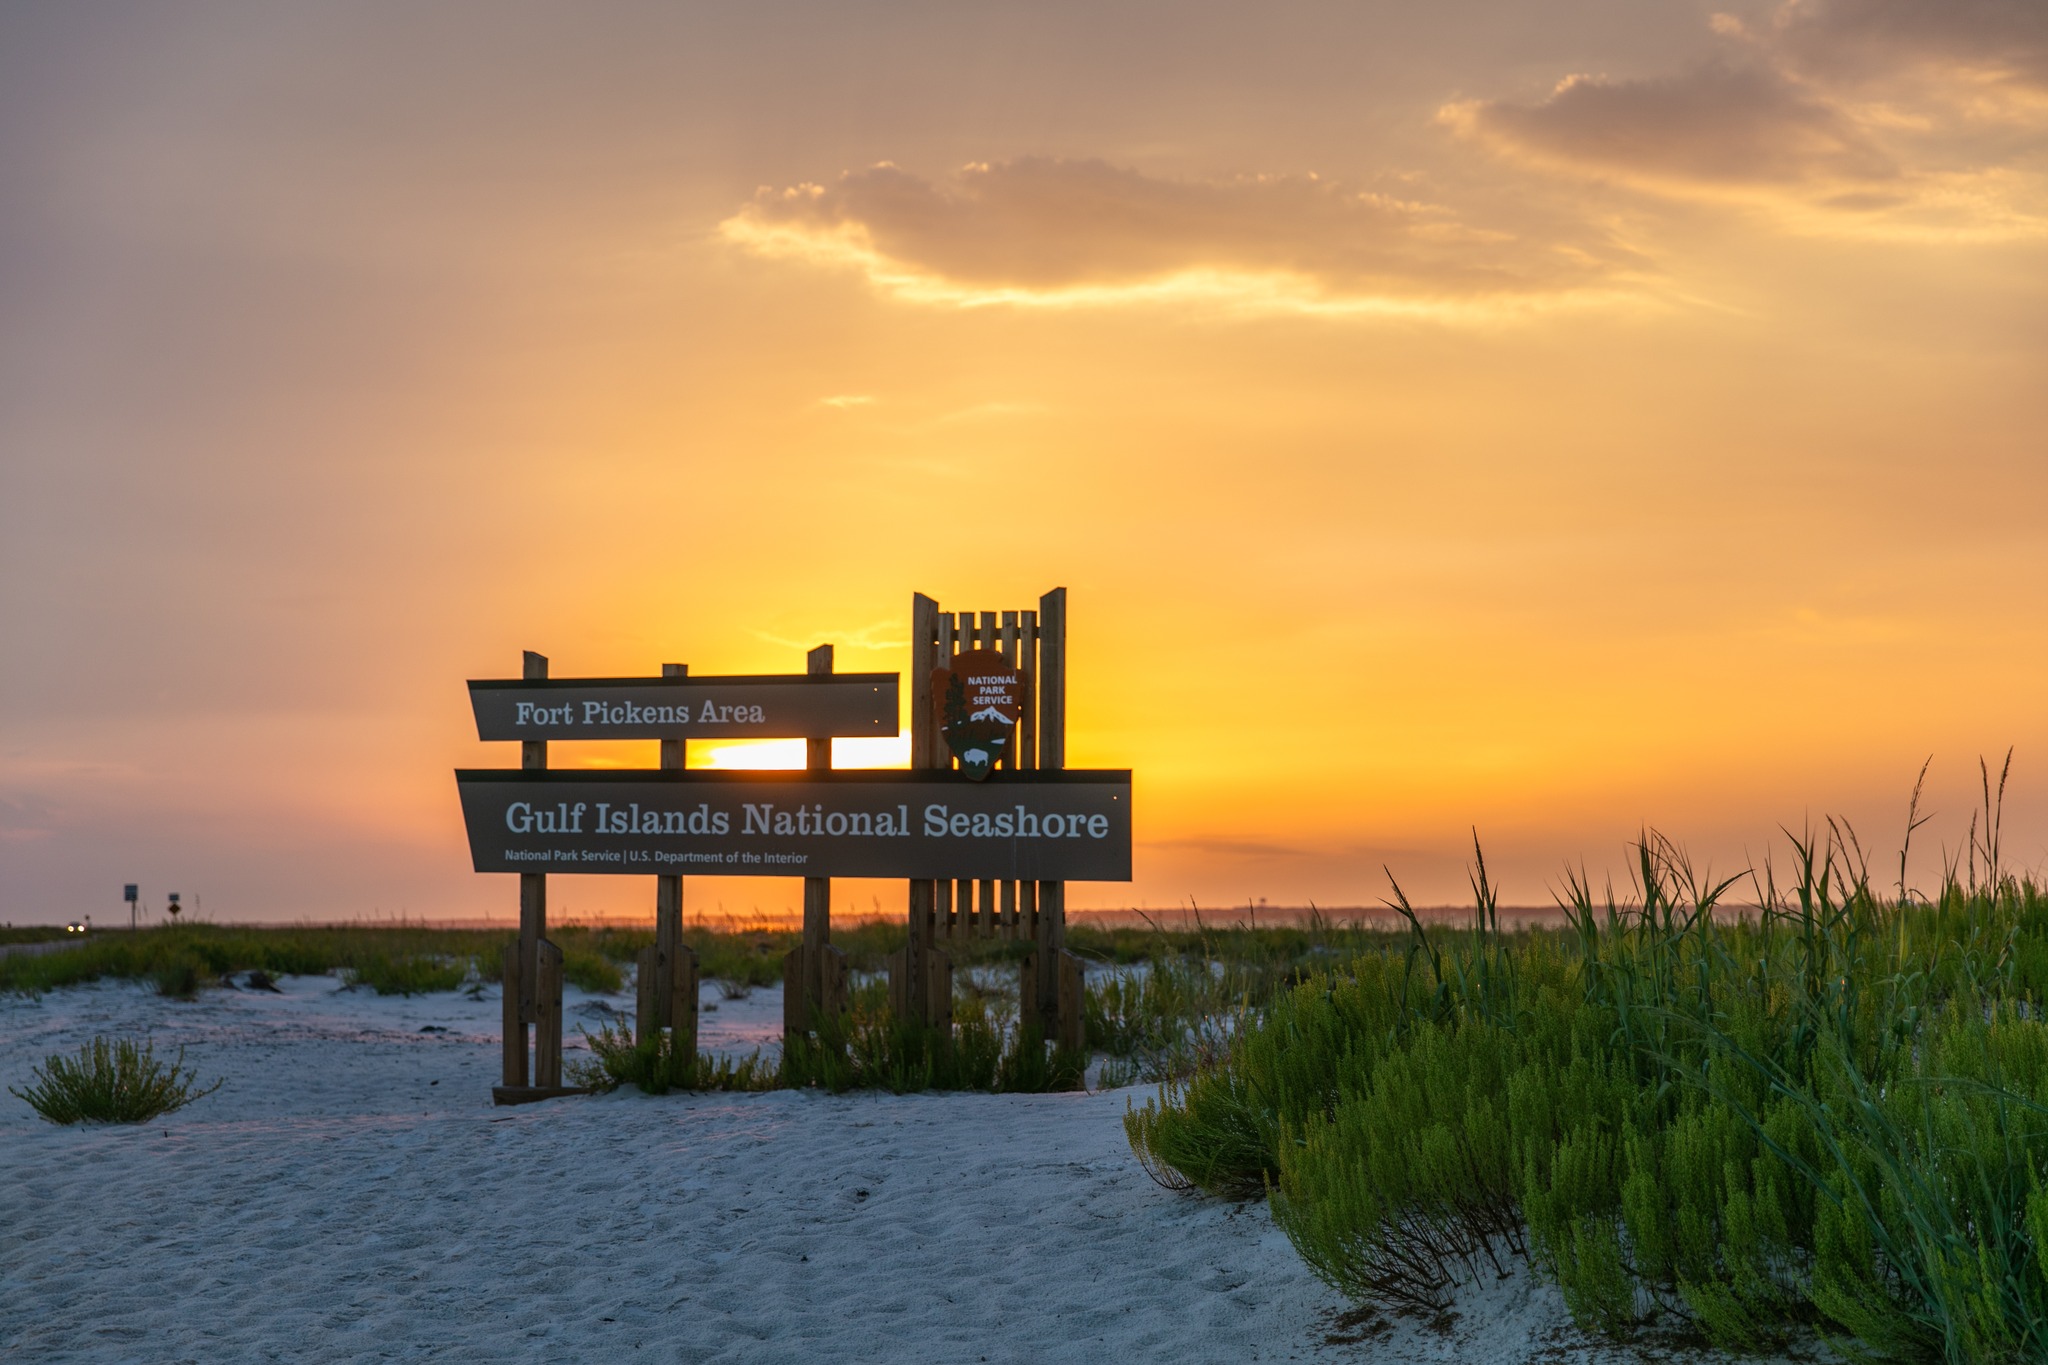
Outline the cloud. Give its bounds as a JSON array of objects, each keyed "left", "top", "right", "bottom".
[
  {"left": 1771, "top": 0, "right": 2048, "bottom": 96},
  {"left": 1447, "top": 8, "right": 2048, "bottom": 237},
  {"left": 721, "top": 158, "right": 1642, "bottom": 317},
  {"left": 1446, "top": 64, "right": 1896, "bottom": 188}
]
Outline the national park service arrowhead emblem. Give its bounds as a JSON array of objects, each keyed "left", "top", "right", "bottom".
[{"left": 933, "top": 649, "right": 1026, "bottom": 780}]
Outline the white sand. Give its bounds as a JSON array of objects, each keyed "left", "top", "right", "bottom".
[{"left": 2, "top": 975, "right": 1758, "bottom": 1363}]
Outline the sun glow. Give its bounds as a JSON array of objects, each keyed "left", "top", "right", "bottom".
[{"left": 692, "top": 737, "right": 912, "bottom": 771}]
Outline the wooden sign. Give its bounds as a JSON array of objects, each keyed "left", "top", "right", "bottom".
[
  {"left": 932, "top": 649, "right": 1026, "bottom": 780},
  {"left": 469, "top": 673, "right": 897, "bottom": 741},
  {"left": 454, "top": 769, "right": 1131, "bottom": 881}
]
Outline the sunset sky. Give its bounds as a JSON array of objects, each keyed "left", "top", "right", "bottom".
[{"left": 3, "top": 1, "right": 2044, "bottom": 925}]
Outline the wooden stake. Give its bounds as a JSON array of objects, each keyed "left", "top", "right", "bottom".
[
  {"left": 1033, "top": 590, "right": 1068, "bottom": 1032},
  {"left": 535, "top": 939, "right": 564, "bottom": 1088},
  {"left": 501, "top": 942, "right": 526, "bottom": 1087},
  {"left": 514, "top": 650, "right": 548, "bottom": 1083},
  {"left": 655, "top": 662, "right": 687, "bottom": 1031},
  {"left": 903, "top": 594, "right": 941, "bottom": 1025}
]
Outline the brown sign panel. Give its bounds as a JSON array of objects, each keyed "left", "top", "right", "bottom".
[
  {"left": 468, "top": 674, "right": 898, "bottom": 741},
  {"left": 454, "top": 769, "right": 1131, "bottom": 881}
]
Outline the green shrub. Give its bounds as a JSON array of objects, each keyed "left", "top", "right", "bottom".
[
  {"left": 11, "top": 1036, "right": 222, "bottom": 1123},
  {"left": 560, "top": 947, "right": 623, "bottom": 995},
  {"left": 1130, "top": 823, "right": 2048, "bottom": 1363},
  {"left": 568, "top": 1021, "right": 776, "bottom": 1094},
  {"left": 342, "top": 953, "right": 466, "bottom": 996},
  {"left": 781, "top": 992, "right": 1085, "bottom": 1094},
  {"left": 151, "top": 953, "right": 203, "bottom": 999}
]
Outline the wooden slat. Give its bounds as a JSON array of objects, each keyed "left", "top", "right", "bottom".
[
  {"left": 1033, "top": 590, "right": 1068, "bottom": 1028},
  {"left": 911, "top": 593, "right": 939, "bottom": 770},
  {"left": 907, "top": 593, "right": 940, "bottom": 1026},
  {"left": 1000, "top": 610, "right": 1018, "bottom": 665},
  {"left": 501, "top": 943, "right": 525, "bottom": 1087},
  {"left": 1037, "top": 589, "right": 1066, "bottom": 770},
  {"left": 535, "top": 939, "right": 563, "bottom": 1088},
  {"left": 979, "top": 610, "right": 997, "bottom": 656},
  {"left": 636, "top": 944, "right": 657, "bottom": 1042},
  {"left": 783, "top": 947, "right": 809, "bottom": 1037},
  {"left": 794, "top": 643, "right": 834, "bottom": 1037},
  {"left": 981, "top": 879, "right": 997, "bottom": 940},
  {"left": 670, "top": 944, "right": 699, "bottom": 1065},
  {"left": 517, "top": 650, "right": 548, "bottom": 1027},
  {"left": 1057, "top": 949, "right": 1086, "bottom": 1052},
  {"left": 1019, "top": 610, "right": 1038, "bottom": 770},
  {"left": 658, "top": 662, "right": 688, "bottom": 769},
  {"left": 1001, "top": 879, "right": 1017, "bottom": 939},
  {"left": 657, "top": 661, "right": 688, "bottom": 1031},
  {"left": 819, "top": 944, "right": 848, "bottom": 1021}
]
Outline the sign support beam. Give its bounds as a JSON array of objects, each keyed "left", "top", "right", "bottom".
[{"left": 787, "top": 645, "right": 851, "bottom": 1036}]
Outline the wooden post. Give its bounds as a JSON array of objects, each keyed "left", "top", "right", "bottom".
[
  {"left": 1057, "top": 948, "right": 1086, "bottom": 1053},
  {"left": 897, "top": 594, "right": 950, "bottom": 1029},
  {"left": 654, "top": 662, "right": 697, "bottom": 1053},
  {"left": 669, "top": 941, "right": 699, "bottom": 1064},
  {"left": 535, "top": 939, "right": 564, "bottom": 1088},
  {"left": 785, "top": 644, "right": 848, "bottom": 1037},
  {"left": 501, "top": 942, "right": 526, "bottom": 1087},
  {"left": 1032, "top": 590, "right": 1070, "bottom": 1034},
  {"left": 635, "top": 944, "right": 658, "bottom": 1043},
  {"left": 512, "top": 650, "right": 548, "bottom": 1086}
]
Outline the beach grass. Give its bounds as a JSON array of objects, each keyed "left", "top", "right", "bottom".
[
  {"left": 10, "top": 1035, "right": 222, "bottom": 1124},
  {"left": 1125, "top": 812, "right": 2048, "bottom": 1363}
]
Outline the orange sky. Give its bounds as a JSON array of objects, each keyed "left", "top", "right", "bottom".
[{"left": 2, "top": 2, "right": 2044, "bottom": 924}]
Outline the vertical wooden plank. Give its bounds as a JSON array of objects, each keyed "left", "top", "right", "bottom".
[
  {"left": 670, "top": 944, "right": 698, "bottom": 1067},
  {"left": 517, "top": 651, "right": 548, "bottom": 1035},
  {"left": 803, "top": 645, "right": 834, "bottom": 952},
  {"left": 1033, "top": 591, "right": 1068, "bottom": 1029},
  {"left": 820, "top": 944, "right": 849, "bottom": 1022},
  {"left": 783, "top": 947, "right": 809, "bottom": 1037},
  {"left": 795, "top": 644, "right": 834, "bottom": 1038},
  {"left": 501, "top": 943, "right": 525, "bottom": 1087},
  {"left": 911, "top": 593, "right": 940, "bottom": 771},
  {"left": 905, "top": 594, "right": 941, "bottom": 1025},
  {"left": 1037, "top": 589, "right": 1066, "bottom": 770},
  {"left": 938, "top": 878, "right": 955, "bottom": 938},
  {"left": 656, "top": 662, "right": 688, "bottom": 1028},
  {"left": 1000, "top": 610, "right": 1019, "bottom": 665},
  {"left": 1019, "top": 611, "right": 1038, "bottom": 771},
  {"left": 1001, "top": 879, "right": 1018, "bottom": 940},
  {"left": 978, "top": 879, "right": 995, "bottom": 940},
  {"left": 658, "top": 660, "right": 688, "bottom": 771},
  {"left": 979, "top": 610, "right": 997, "bottom": 657},
  {"left": 636, "top": 945, "right": 657, "bottom": 1042},
  {"left": 535, "top": 939, "right": 564, "bottom": 1088},
  {"left": 1057, "top": 949, "right": 1086, "bottom": 1053}
]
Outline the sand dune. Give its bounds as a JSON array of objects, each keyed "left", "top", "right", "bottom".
[{"left": 3, "top": 976, "right": 1750, "bottom": 1362}]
